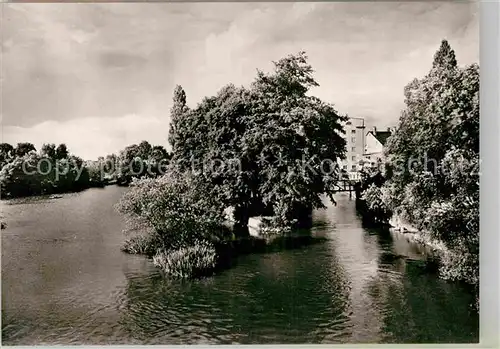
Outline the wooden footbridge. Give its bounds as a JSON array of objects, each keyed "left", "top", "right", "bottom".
[{"left": 333, "top": 173, "right": 361, "bottom": 198}]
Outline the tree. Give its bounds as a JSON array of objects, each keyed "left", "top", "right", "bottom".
[
  {"left": 15, "top": 142, "right": 36, "bottom": 157},
  {"left": 432, "top": 39, "right": 457, "bottom": 70},
  {"left": 137, "top": 141, "right": 152, "bottom": 160},
  {"left": 117, "top": 144, "right": 141, "bottom": 184},
  {"left": 0, "top": 153, "right": 44, "bottom": 198},
  {"left": 169, "top": 52, "right": 347, "bottom": 233},
  {"left": 103, "top": 153, "right": 119, "bottom": 177},
  {"left": 115, "top": 142, "right": 169, "bottom": 183},
  {"left": 151, "top": 145, "right": 169, "bottom": 161},
  {"left": 41, "top": 143, "right": 57, "bottom": 159},
  {"left": 169, "top": 85, "right": 189, "bottom": 152},
  {"left": 246, "top": 52, "right": 347, "bottom": 228},
  {"left": 0, "top": 143, "right": 14, "bottom": 168},
  {"left": 55, "top": 144, "right": 69, "bottom": 160},
  {"left": 150, "top": 145, "right": 170, "bottom": 176},
  {"left": 86, "top": 160, "right": 104, "bottom": 186},
  {"left": 382, "top": 39, "right": 479, "bottom": 293}
]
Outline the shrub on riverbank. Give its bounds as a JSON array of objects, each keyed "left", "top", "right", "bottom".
[
  {"left": 355, "top": 168, "right": 392, "bottom": 226},
  {"left": 116, "top": 169, "right": 229, "bottom": 251},
  {"left": 152, "top": 240, "right": 218, "bottom": 278}
]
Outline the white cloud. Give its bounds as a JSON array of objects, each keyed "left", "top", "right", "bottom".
[
  {"left": 3, "top": 2, "right": 478, "bottom": 155},
  {"left": 2, "top": 115, "right": 170, "bottom": 161}
]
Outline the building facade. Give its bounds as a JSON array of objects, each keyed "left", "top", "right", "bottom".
[
  {"left": 363, "top": 127, "right": 393, "bottom": 169},
  {"left": 338, "top": 117, "right": 366, "bottom": 180}
]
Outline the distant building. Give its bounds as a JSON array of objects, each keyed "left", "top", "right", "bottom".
[
  {"left": 362, "top": 127, "right": 394, "bottom": 169},
  {"left": 338, "top": 117, "right": 366, "bottom": 180}
]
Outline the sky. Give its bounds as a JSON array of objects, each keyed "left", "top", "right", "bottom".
[{"left": 2, "top": 2, "right": 479, "bottom": 160}]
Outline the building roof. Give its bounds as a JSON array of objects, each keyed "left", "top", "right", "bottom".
[{"left": 368, "top": 131, "right": 392, "bottom": 146}]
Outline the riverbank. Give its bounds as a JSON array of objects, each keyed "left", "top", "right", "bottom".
[
  {"left": 388, "top": 214, "right": 447, "bottom": 254},
  {"left": 356, "top": 192, "right": 447, "bottom": 258},
  {"left": 355, "top": 184, "right": 478, "bottom": 309},
  {"left": 0, "top": 180, "right": 116, "bottom": 201}
]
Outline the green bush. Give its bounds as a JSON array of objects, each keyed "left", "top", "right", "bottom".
[
  {"left": 152, "top": 240, "right": 218, "bottom": 278},
  {"left": 116, "top": 169, "right": 229, "bottom": 251},
  {"left": 361, "top": 184, "right": 392, "bottom": 223},
  {"left": 355, "top": 169, "right": 392, "bottom": 225}
]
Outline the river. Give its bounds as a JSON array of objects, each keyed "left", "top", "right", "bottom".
[{"left": 1, "top": 185, "right": 478, "bottom": 344}]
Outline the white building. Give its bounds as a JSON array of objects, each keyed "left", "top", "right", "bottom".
[{"left": 362, "top": 127, "right": 394, "bottom": 169}]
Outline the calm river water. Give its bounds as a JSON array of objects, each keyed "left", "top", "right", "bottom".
[{"left": 1, "top": 185, "right": 478, "bottom": 344}]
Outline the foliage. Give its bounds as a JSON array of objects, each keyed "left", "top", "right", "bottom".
[
  {"left": 168, "top": 52, "right": 347, "bottom": 232},
  {"left": 14, "top": 142, "right": 36, "bottom": 157},
  {"left": 355, "top": 167, "right": 392, "bottom": 225},
  {"left": 0, "top": 144, "right": 91, "bottom": 199},
  {"left": 116, "top": 141, "right": 171, "bottom": 184},
  {"left": 361, "top": 184, "right": 392, "bottom": 223},
  {"left": 41, "top": 143, "right": 57, "bottom": 159},
  {"left": 0, "top": 143, "right": 15, "bottom": 172},
  {"left": 152, "top": 240, "right": 218, "bottom": 279},
  {"left": 55, "top": 144, "right": 69, "bottom": 160},
  {"left": 86, "top": 160, "right": 106, "bottom": 186},
  {"left": 116, "top": 169, "right": 229, "bottom": 250},
  {"left": 379, "top": 40, "right": 479, "bottom": 294},
  {"left": 0, "top": 139, "right": 170, "bottom": 198},
  {"left": 121, "top": 234, "right": 164, "bottom": 256}
]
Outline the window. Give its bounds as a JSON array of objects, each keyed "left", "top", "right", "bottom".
[
  {"left": 351, "top": 165, "right": 357, "bottom": 171},
  {"left": 351, "top": 147, "right": 356, "bottom": 152},
  {"left": 351, "top": 137, "right": 356, "bottom": 143},
  {"left": 352, "top": 156, "right": 356, "bottom": 161},
  {"left": 343, "top": 165, "right": 347, "bottom": 170},
  {"left": 351, "top": 130, "right": 356, "bottom": 134}
]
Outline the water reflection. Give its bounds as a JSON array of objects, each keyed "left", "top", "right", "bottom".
[
  {"left": 119, "top": 240, "right": 353, "bottom": 344},
  {"left": 2, "top": 188, "right": 478, "bottom": 344}
]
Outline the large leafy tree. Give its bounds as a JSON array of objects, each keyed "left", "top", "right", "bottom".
[
  {"left": 246, "top": 52, "right": 347, "bottom": 227},
  {"left": 55, "top": 144, "right": 69, "bottom": 160},
  {"left": 169, "top": 52, "right": 347, "bottom": 233},
  {"left": 0, "top": 143, "right": 15, "bottom": 168},
  {"left": 117, "top": 141, "right": 170, "bottom": 184},
  {"left": 15, "top": 142, "right": 36, "bottom": 157},
  {"left": 383, "top": 40, "right": 479, "bottom": 289},
  {"left": 137, "top": 141, "right": 152, "bottom": 160},
  {"left": 41, "top": 143, "right": 57, "bottom": 159}
]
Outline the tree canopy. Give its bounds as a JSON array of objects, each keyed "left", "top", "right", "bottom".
[
  {"left": 169, "top": 52, "right": 347, "bottom": 231},
  {"left": 382, "top": 39, "right": 479, "bottom": 288},
  {"left": 116, "top": 141, "right": 171, "bottom": 184},
  {"left": 15, "top": 143, "right": 36, "bottom": 157}
]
